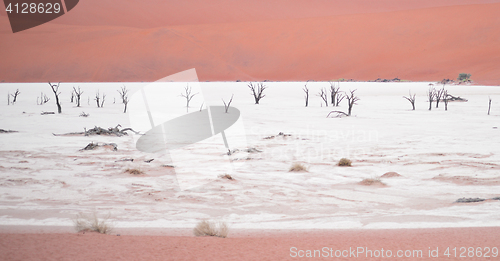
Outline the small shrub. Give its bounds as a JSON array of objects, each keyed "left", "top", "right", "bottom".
[
  {"left": 73, "top": 213, "right": 113, "bottom": 234},
  {"left": 125, "top": 168, "right": 143, "bottom": 175},
  {"left": 289, "top": 163, "right": 307, "bottom": 172},
  {"left": 218, "top": 174, "right": 234, "bottom": 180},
  {"left": 338, "top": 158, "right": 352, "bottom": 166},
  {"left": 457, "top": 73, "right": 471, "bottom": 82},
  {"left": 193, "top": 220, "right": 228, "bottom": 238}
]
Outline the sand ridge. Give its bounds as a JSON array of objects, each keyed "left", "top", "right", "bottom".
[{"left": 0, "top": 2, "right": 499, "bottom": 83}]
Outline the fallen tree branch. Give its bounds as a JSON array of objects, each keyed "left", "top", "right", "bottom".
[
  {"left": 53, "top": 125, "right": 140, "bottom": 137},
  {"left": 326, "top": 110, "right": 349, "bottom": 118}
]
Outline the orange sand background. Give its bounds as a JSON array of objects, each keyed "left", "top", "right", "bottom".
[
  {"left": 1, "top": 227, "right": 499, "bottom": 260},
  {"left": 0, "top": 0, "right": 499, "bottom": 84}
]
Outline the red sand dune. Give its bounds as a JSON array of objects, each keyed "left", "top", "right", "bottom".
[
  {"left": 0, "top": 0, "right": 499, "bottom": 83},
  {"left": 1, "top": 227, "right": 499, "bottom": 260}
]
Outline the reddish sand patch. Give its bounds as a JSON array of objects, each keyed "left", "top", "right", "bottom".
[
  {"left": 1, "top": 227, "right": 499, "bottom": 260},
  {"left": 0, "top": 1, "right": 499, "bottom": 83}
]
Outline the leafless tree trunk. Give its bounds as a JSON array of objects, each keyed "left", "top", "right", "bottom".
[
  {"left": 346, "top": 90, "right": 360, "bottom": 116},
  {"left": 303, "top": 83, "right": 309, "bottom": 107},
  {"left": 48, "top": 82, "right": 62, "bottom": 113},
  {"left": 180, "top": 85, "right": 198, "bottom": 112},
  {"left": 330, "top": 82, "right": 341, "bottom": 106},
  {"left": 222, "top": 94, "right": 234, "bottom": 113},
  {"left": 435, "top": 87, "right": 445, "bottom": 108},
  {"left": 248, "top": 82, "right": 267, "bottom": 104},
  {"left": 403, "top": 91, "right": 416, "bottom": 110},
  {"left": 70, "top": 92, "right": 74, "bottom": 103},
  {"left": 488, "top": 97, "right": 492, "bottom": 115},
  {"left": 123, "top": 96, "right": 129, "bottom": 113},
  {"left": 7, "top": 92, "right": 10, "bottom": 105},
  {"left": 427, "top": 88, "right": 435, "bottom": 111},
  {"left": 10, "top": 89, "right": 20, "bottom": 104},
  {"left": 73, "top": 87, "right": 83, "bottom": 107},
  {"left": 318, "top": 88, "right": 328, "bottom": 107},
  {"left": 117, "top": 86, "right": 129, "bottom": 104}
]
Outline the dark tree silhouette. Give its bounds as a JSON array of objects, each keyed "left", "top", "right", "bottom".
[
  {"left": 248, "top": 82, "right": 267, "bottom": 104},
  {"left": 403, "top": 91, "right": 416, "bottom": 110},
  {"left": 48, "top": 82, "right": 62, "bottom": 113}
]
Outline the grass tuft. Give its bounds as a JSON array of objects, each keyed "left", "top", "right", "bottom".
[
  {"left": 73, "top": 212, "right": 113, "bottom": 234},
  {"left": 338, "top": 158, "right": 352, "bottom": 166},
  {"left": 125, "top": 168, "right": 143, "bottom": 175},
  {"left": 193, "top": 220, "right": 229, "bottom": 238},
  {"left": 289, "top": 163, "right": 307, "bottom": 172}
]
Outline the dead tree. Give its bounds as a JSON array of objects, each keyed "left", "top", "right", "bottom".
[
  {"left": 117, "top": 86, "right": 129, "bottom": 104},
  {"left": 427, "top": 88, "right": 435, "bottom": 111},
  {"left": 317, "top": 88, "right": 328, "bottom": 107},
  {"left": 488, "top": 97, "right": 492, "bottom": 115},
  {"left": 38, "top": 92, "right": 50, "bottom": 105},
  {"left": 248, "top": 82, "right": 267, "bottom": 104},
  {"left": 180, "top": 85, "right": 198, "bottom": 112},
  {"left": 403, "top": 91, "right": 416, "bottom": 110},
  {"left": 7, "top": 92, "right": 10, "bottom": 105},
  {"left": 10, "top": 89, "right": 20, "bottom": 104},
  {"left": 346, "top": 90, "right": 360, "bottom": 116},
  {"left": 330, "top": 82, "right": 342, "bottom": 106},
  {"left": 70, "top": 92, "right": 74, "bottom": 103},
  {"left": 303, "top": 83, "right": 309, "bottom": 107},
  {"left": 73, "top": 87, "right": 83, "bottom": 107},
  {"left": 435, "top": 87, "right": 445, "bottom": 108},
  {"left": 48, "top": 81, "right": 62, "bottom": 113},
  {"left": 222, "top": 94, "right": 234, "bottom": 113}
]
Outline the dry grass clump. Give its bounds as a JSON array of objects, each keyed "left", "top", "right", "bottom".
[
  {"left": 73, "top": 213, "right": 113, "bottom": 234},
  {"left": 289, "top": 163, "right": 307, "bottom": 172},
  {"left": 125, "top": 168, "right": 143, "bottom": 175},
  {"left": 218, "top": 174, "right": 234, "bottom": 180},
  {"left": 338, "top": 158, "right": 352, "bottom": 166},
  {"left": 193, "top": 220, "right": 229, "bottom": 238},
  {"left": 359, "top": 177, "right": 386, "bottom": 186}
]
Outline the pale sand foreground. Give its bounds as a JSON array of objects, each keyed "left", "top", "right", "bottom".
[{"left": 1, "top": 227, "right": 499, "bottom": 260}]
